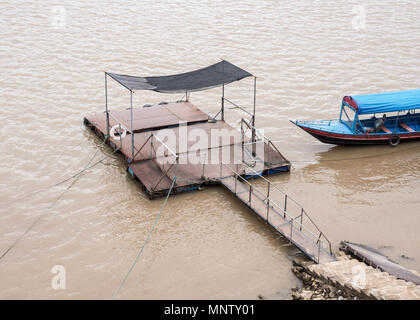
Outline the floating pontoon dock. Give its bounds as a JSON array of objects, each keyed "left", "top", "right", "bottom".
[
  {"left": 85, "top": 100, "right": 290, "bottom": 197},
  {"left": 84, "top": 61, "right": 335, "bottom": 264}
]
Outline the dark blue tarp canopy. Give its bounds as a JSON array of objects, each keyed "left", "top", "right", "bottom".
[
  {"left": 106, "top": 60, "right": 252, "bottom": 93},
  {"left": 349, "top": 89, "right": 420, "bottom": 115}
]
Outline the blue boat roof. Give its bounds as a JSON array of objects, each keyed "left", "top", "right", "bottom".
[{"left": 348, "top": 89, "right": 420, "bottom": 115}]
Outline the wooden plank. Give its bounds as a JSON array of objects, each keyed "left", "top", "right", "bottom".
[
  {"left": 129, "top": 159, "right": 173, "bottom": 192},
  {"left": 381, "top": 126, "right": 392, "bottom": 134},
  {"left": 84, "top": 102, "right": 209, "bottom": 135}
]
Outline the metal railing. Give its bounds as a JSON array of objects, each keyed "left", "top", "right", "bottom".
[
  {"left": 210, "top": 97, "right": 254, "bottom": 122},
  {"left": 219, "top": 163, "right": 333, "bottom": 263},
  {"left": 223, "top": 97, "right": 254, "bottom": 119},
  {"left": 240, "top": 118, "right": 287, "bottom": 166},
  {"left": 133, "top": 132, "right": 179, "bottom": 191}
]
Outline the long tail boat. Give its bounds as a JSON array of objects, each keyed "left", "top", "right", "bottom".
[{"left": 292, "top": 89, "right": 420, "bottom": 146}]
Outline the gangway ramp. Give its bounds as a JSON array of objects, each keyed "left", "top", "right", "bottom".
[{"left": 219, "top": 166, "right": 335, "bottom": 264}]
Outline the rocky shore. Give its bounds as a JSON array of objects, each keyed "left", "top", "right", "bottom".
[{"left": 290, "top": 258, "right": 359, "bottom": 300}]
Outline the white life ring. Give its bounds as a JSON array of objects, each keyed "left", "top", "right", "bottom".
[{"left": 110, "top": 125, "right": 127, "bottom": 141}]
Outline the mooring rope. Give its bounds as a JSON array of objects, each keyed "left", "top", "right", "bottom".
[
  {"left": 3, "top": 138, "right": 111, "bottom": 208},
  {"left": 112, "top": 176, "right": 177, "bottom": 299},
  {"left": 0, "top": 139, "right": 120, "bottom": 262},
  {"left": 48, "top": 139, "right": 107, "bottom": 209}
]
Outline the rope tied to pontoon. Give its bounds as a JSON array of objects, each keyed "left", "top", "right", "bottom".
[{"left": 112, "top": 176, "right": 177, "bottom": 299}]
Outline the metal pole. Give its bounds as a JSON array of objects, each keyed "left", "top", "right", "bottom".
[
  {"left": 105, "top": 72, "right": 110, "bottom": 138},
  {"left": 175, "top": 157, "right": 179, "bottom": 184},
  {"left": 252, "top": 77, "right": 257, "bottom": 156},
  {"left": 318, "top": 242, "right": 321, "bottom": 264},
  {"left": 234, "top": 164, "right": 238, "bottom": 194},
  {"left": 119, "top": 123, "right": 122, "bottom": 150},
  {"left": 253, "top": 77, "right": 257, "bottom": 127},
  {"left": 130, "top": 90, "right": 134, "bottom": 160},
  {"left": 284, "top": 194, "right": 287, "bottom": 218},
  {"left": 221, "top": 83, "right": 225, "bottom": 121},
  {"left": 290, "top": 219, "right": 293, "bottom": 242},
  {"left": 266, "top": 183, "right": 270, "bottom": 222},
  {"left": 150, "top": 134, "right": 153, "bottom": 159},
  {"left": 300, "top": 208, "right": 303, "bottom": 231},
  {"left": 241, "top": 120, "right": 244, "bottom": 163},
  {"left": 221, "top": 60, "right": 225, "bottom": 121},
  {"left": 202, "top": 152, "right": 206, "bottom": 179}
]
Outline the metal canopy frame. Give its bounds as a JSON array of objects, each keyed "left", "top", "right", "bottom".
[
  {"left": 104, "top": 62, "right": 258, "bottom": 161},
  {"left": 104, "top": 72, "right": 136, "bottom": 159},
  {"left": 219, "top": 76, "right": 258, "bottom": 155}
]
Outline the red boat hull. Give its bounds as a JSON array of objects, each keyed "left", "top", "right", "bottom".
[{"left": 301, "top": 126, "right": 420, "bottom": 145}]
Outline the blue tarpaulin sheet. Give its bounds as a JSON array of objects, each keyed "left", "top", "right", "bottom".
[{"left": 350, "top": 89, "right": 420, "bottom": 115}]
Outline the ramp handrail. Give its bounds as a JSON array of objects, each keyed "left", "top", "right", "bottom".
[{"left": 220, "top": 163, "right": 333, "bottom": 262}]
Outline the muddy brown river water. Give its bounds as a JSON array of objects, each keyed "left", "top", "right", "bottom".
[{"left": 0, "top": 0, "right": 419, "bottom": 299}]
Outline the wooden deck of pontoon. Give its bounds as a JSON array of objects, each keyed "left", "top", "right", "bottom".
[{"left": 84, "top": 101, "right": 290, "bottom": 198}]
